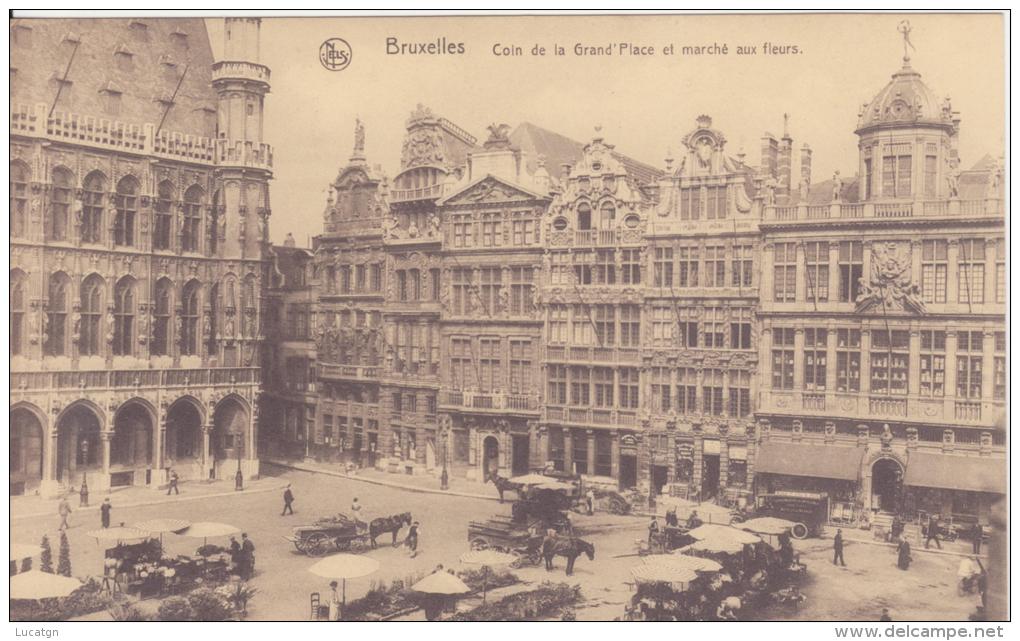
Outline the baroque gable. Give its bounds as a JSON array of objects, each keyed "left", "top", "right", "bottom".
[{"left": 441, "top": 175, "right": 544, "bottom": 206}]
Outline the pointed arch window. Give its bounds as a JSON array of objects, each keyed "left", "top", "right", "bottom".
[
  {"left": 10, "top": 162, "right": 29, "bottom": 238},
  {"left": 82, "top": 172, "right": 106, "bottom": 243},
  {"left": 154, "top": 181, "right": 173, "bottom": 250},
  {"left": 49, "top": 168, "right": 73, "bottom": 241},
  {"left": 182, "top": 186, "right": 203, "bottom": 252},
  {"left": 80, "top": 275, "right": 104, "bottom": 356},
  {"left": 11, "top": 271, "right": 26, "bottom": 355},
  {"left": 113, "top": 278, "right": 135, "bottom": 355},
  {"left": 45, "top": 272, "right": 71, "bottom": 356},
  {"left": 114, "top": 176, "right": 138, "bottom": 247},
  {"left": 181, "top": 281, "right": 200, "bottom": 355},
  {"left": 152, "top": 279, "right": 172, "bottom": 356}
]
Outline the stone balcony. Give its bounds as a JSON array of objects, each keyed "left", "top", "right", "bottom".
[
  {"left": 546, "top": 228, "right": 646, "bottom": 248},
  {"left": 757, "top": 389, "right": 1003, "bottom": 428},
  {"left": 441, "top": 390, "right": 540, "bottom": 414},
  {"left": 10, "top": 367, "right": 260, "bottom": 392},
  {"left": 544, "top": 345, "right": 642, "bottom": 365},
  {"left": 317, "top": 362, "right": 381, "bottom": 382},
  {"left": 543, "top": 405, "right": 640, "bottom": 428},
  {"left": 763, "top": 198, "right": 1003, "bottom": 224},
  {"left": 211, "top": 60, "right": 272, "bottom": 86}
]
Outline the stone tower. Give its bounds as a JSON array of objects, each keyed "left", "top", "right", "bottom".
[{"left": 212, "top": 17, "right": 273, "bottom": 261}]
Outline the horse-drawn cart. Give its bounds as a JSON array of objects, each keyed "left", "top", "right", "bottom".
[{"left": 284, "top": 516, "right": 371, "bottom": 556}]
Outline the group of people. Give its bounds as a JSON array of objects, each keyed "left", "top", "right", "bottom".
[{"left": 228, "top": 533, "right": 257, "bottom": 580}]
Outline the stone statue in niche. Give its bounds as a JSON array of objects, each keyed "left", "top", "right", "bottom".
[
  {"left": 946, "top": 159, "right": 961, "bottom": 198},
  {"left": 881, "top": 423, "right": 893, "bottom": 450},
  {"left": 831, "top": 170, "right": 843, "bottom": 201}
]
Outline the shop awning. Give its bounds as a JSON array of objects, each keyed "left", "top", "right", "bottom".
[
  {"left": 755, "top": 442, "right": 864, "bottom": 481},
  {"left": 904, "top": 452, "right": 1006, "bottom": 495}
]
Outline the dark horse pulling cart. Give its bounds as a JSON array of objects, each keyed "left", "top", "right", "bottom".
[
  {"left": 285, "top": 512, "right": 412, "bottom": 556},
  {"left": 468, "top": 486, "right": 577, "bottom": 568}
]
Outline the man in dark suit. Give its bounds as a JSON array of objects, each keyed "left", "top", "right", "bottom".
[
  {"left": 833, "top": 529, "right": 846, "bottom": 566},
  {"left": 281, "top": 484, "right": 295, "bottom": 516}
]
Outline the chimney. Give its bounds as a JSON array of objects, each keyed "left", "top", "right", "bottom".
[
  {"left": 760, "top": 133, "right": 778, "bottom": 180},
  {"left": 800, "top": 143, "right": 812, "bottom": 195}
]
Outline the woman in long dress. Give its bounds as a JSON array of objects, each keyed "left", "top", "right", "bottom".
[{"left": 328, "top": 581, "right": 342, "bottom": 621}]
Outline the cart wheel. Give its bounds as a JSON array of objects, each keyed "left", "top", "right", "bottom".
[
  {"left": 791, "top": 523, "right": 809, "bottom": 540},
  {"left": 470, "top": 538, "right": 489, "bottom": 551},
  {"left": 306, "top": 533, "right": 332, "bottom": 557},
  {"left": 350, "top": 538, "right": 369, "bottom": 553}
]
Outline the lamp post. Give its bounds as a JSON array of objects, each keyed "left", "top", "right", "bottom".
[
  {"left": 440, "top": 424, "right": 450, "bottom": 490},
  {"left": 235, "top": 439, "right": 244, "bottom": 491}
]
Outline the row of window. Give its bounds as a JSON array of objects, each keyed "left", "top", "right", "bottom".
[
  {"left": 769, "top": 328, "right": 1006, "bottom": 400},
  {"left": 546, "top": 365, "right": 753, "bottom": 417},
  {"left": 449, "top": 337, "right": 535, "bottom": 394},
  {"left": 862, "top": 149, "right": 940, "bottom": 200},
  {"left": 773, "top": 239, "right": 1005, "bottom": 305},
  {"left": 323, "top": 263, "right": 383, "bottom": 295},
  {"left": 450, "top": 266, "right": 535, "bottom": 315},
  {"left": 450, "top": 214, "right": 539, "bottom": 248},
  {"left": 546, "top": 304, "right": 754, "bottom": 350},
  {"left": 320, "top": 415, "right": 380, "bottom": 446},
  {"left": 9, "top": 164, "right": 214, "bottom": 252},
  {"left": 10, "top": 272, "right": 255, "bottom": 358},
  {"left": 395, "top": 268, "right": 439, "bottom": 302}
]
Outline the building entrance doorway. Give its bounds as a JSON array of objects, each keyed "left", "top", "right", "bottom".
[
  {"left": 482, "top": 436, "right": 500, "bottom": 480},
  {"left": 619, "top": 455, "right": 637, "bottom": 489},
  {"left": 872, "top": 457, "right": 904, "bottom": 513},
  {"left": 650, "top": 465, "right": 669, "bottom": 497},
  {"left": 702, "top": 455, "right": 720, "bottom": 499},
  {"left": 511, "top": 435, "right": 529, "bottom": 475}
]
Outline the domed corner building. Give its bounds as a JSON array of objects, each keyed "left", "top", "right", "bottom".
[
  {"left": 10, "top": 17, "right": 272, "bottom": 497},
  {"left": 755, "top": 38, "right": 1005, "bottom": 533}
]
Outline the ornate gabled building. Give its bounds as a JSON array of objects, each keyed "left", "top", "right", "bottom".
[
  {"left": 10, "top": 18, "right": 272, "bottom": 497},
  {"left": 755, "top": 45, "right": 1006, "bottom": 526},
  {"left": 310, "top": 121, "right": 389, "bottom": 468},
  {"left": 640, "top": 115, "right": 762, "bottom": 501}
]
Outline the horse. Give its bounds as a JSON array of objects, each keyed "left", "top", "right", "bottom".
[
  {"left": 369, "top": 512, "right": 412, "bottom": 548},
  {"left": 487, "top": 473, "right": 523, "bottom": 504},
  {"left": 542, "top": 537, "right": 595, "bottom": 576}
]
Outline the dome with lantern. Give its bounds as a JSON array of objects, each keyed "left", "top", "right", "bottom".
[{"left": 855, "top": 26, "right": 956, "bottom": 134}]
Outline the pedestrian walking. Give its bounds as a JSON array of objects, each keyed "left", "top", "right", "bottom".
[
  {"left": 833, "top": 529, "right": 846, "bottom": 566},
  {"left": 405, "top": 520, "right": 420, "bottom": 558},
  {"left": 972, "top": 523, "right": 983, "bottom": 555},
  {"left": 167, "top": 469, "right": 180, "bottom": 495},
  {"left": 328, "top": 581, "right": 342, "bottom": 621},
  {"left": 880, "top": 608, "right": 892, "bottom": 622},
  {"left": 586, "top": 489, "right": 595, "bottom": 515},
  {"left": 241, "top": 533, "right": 255, "bottom": 579},
  {"left": 925, "top": 514, "right": 942, "bottom": 550},
  {"left": 100, "top": 498, "right": 112, "bottom": 529},
  {"left": 229, "top": 536, "right": 242, "bottom": 573},
  {"left": 281, "top": 484, "right": 295, "bottom": 515},
  {"left": 79, "top": 478, "right": 89, "bottom": 507},
  {"left": 58, "top": 496, "right": 72, "bottom": 531},
  {"left": 351, "top": 497, "right": 362, "bottom": 525},
  {"left": 896, "top": 538, "right": 911, "bottom": 570},
  {"left": 648, "top": 517, "right": 660, "bottom": 548}
]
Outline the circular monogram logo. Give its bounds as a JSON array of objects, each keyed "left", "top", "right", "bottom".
[{"left": 319, "top": 38, "right": 352, "bottom": 71}]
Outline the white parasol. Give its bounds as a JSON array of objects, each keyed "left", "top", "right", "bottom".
[
  {"left": 688, "top": 523, "right": 761, "bottom": 545},
  {"left": 411, "top": 570, "right": 471, "bottom": 596},
  {"left": 180, "top": 522, "right": 241, "bottom": 546},
  {"left": 629, "top": 563, "right": 699, "bottom": 588},
  {"left": 644, "top": 553, "right": 723, "bottom": 573},
  {"left": 676, "top": 538, "right": 746, "bottom": 556},
  {"left": 85, "top": 526, "right": 151, "bottom": 544},
  {"left": 134, "top": 518, "right": 192, "bottom": 543},
  {"left": 10, "top": 570, "right": 82, "bottom": 600},
  {"left": 739, "top": 517, "right": 796, "bottom": 536},
  {"left": 308, "top": 553, "right": 381, "bottom": 606}
]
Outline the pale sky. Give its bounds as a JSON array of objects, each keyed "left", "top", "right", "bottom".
[{"left": 206, "top": 13, "right": 1005, "bottom": 246}]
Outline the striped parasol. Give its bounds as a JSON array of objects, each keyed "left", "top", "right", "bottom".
[{"left": 630, "top": 563, "right": 699, "bottom": 588}]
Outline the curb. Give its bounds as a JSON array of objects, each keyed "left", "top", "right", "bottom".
[
  {"left": 263, "top": 460, "right": 502, "bottom": 502},
  {"left": 11, "top": 479, "right": 289, "bottom": 522}
]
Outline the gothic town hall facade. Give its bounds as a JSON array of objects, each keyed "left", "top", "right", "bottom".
[{"left": 11, "top": 17, "right": 271, "bottom": 497}]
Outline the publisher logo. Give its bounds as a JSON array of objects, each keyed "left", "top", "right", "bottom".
[{"left": 320, "top": 38, "right": 352, "bottom": 71}]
